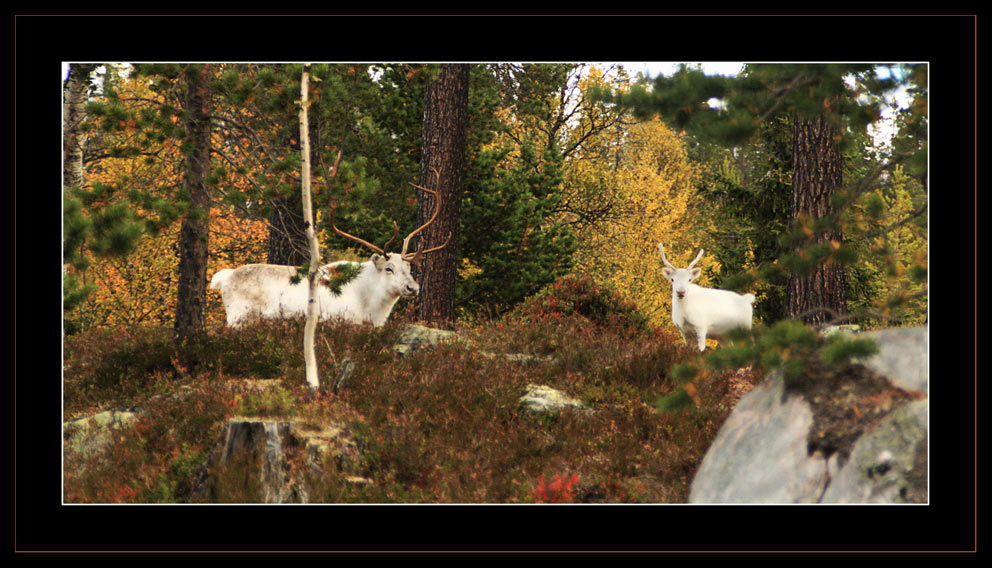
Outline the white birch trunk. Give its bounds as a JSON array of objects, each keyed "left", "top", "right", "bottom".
[
  {"left": 63, "top": 64, "right": 90, "bottom": 191},
  {"left": 300, "top": 64, "right": 321, "bottom": 390}
]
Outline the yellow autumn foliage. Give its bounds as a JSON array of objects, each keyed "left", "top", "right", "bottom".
[
  {"left": 569, "top": 118, "right": 715, "bottom": 330},
  {"left": 67, "top": 68, "right": 280, "bottom": 332},
  {"left": 71, "top": 208, "right": 268, "bottom": 331}
]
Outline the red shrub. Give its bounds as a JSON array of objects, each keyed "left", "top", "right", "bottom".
[{"left": 532, "top": 473, "right": 580, "bottom": 504}]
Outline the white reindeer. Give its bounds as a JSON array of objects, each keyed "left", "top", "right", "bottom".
[
  {"left": 659, "top": 243, "right": 756, "bottom": 352},
  {"left": 210, "top": 171, "right": 450, "bottom": 328}
]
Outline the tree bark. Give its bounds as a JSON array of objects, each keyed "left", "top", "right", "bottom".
[
  {"left": 787, "top": 114, "right": 847, "bottom": 325},
  {"left": 174, "top": 65, "right": 213, "bottom": 340},
  {"left": 299, "top": 65, "right": 321, "bottom": 390},
  {"left": 413, "top": 64, "right": 471, "bottom": 329},
  {"left": 63, "top": 64, "right": 95, "bottom": 191}
]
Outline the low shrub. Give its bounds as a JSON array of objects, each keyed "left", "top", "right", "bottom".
[
  {"left": 531, "top": 473, "right": 580, "bottom": 503},
  {"left": 509, "top": 274, "right": 652, "bottom": 338},
  {"left": 63, "top": 383, "right": 230, "bottom": 504},
  {"left": 63, "top": 296, "right": 742, "bottom": 504},
  {"left": 63, "top": 327, "right": 178, "bottom": 412}
]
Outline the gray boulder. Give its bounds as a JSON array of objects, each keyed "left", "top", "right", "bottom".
[
  {"left": 688, "top": 373, "right": 837, "bottom": 503},
  {"left": 519, "top": 384, "right": 587, "bottom": 414},
  {"left": 690, "top": 326, "right": 928, "bottom": 504},
  {"left": 821, "top": 399, "right": 928, "bottom": 503},
  {"left": 857, "top": 327, "right": 928, "bottom": 394},
  {"left": 63, "top": 409, "right": 138, "bottom": 456},
  {"left": 393, "top": 324, "right": 461, "bottom": 357}
]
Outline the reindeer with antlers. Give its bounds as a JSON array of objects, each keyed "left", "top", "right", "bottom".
[
  {"left": 210, "top": 169, "right": 450, "bottom": 327},
  {"left": 658, "top": 243, "right": 756, "bottom": 352}
]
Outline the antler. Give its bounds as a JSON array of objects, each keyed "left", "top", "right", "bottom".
[
  {"left": 401, "top": 167, "right": 451, "bottom": 265},
  {"left": 658, "top": 243, "right": 704, "bottom": 268},
  {"left": 658, "top": 243, "right": 676, "bottom": 269},
  {"left": 687, "top": 248, "right": 705, "bottom": 269},
  {"left": 329, "top": 202, "right": 386, "bottom": 255},
  {"left": 381, "top": 220, "right": 399, "bottom": 252},
  {"left": 328, "top": 166, "right": 450, "bottom": 264}
]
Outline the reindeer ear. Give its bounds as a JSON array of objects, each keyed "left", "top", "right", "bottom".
[
  {"left": 372, "top": 254, "right": 387, "bottom": 270},
  {"left": 662, "top": 267, "right": 675, "bottom": 279},
  {"left": 690, "top": 267, "right": 701, "bottom": 280}
]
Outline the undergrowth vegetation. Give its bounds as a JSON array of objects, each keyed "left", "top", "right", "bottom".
[{"left": 63, "top": 276, "right": 756, "bottom": 504}]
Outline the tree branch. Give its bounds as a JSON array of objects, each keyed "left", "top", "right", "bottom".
[{"left": 794, "top": 287, "right": 928, "bottom": 330}]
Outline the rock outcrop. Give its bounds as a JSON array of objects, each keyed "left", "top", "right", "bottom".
[
  {"left": 63, "top": 409, "right": 139, "bottom": 456},
  {"left": 690, "top": 326, "right": 928, "bottom": 504},
  {"left": 519, "top": 384, "right": 587, "bottom": 414},
  {"left": 393, "top": 324, "right": 461, "bottom": 357}
]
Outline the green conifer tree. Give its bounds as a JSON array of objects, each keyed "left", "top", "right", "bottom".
[
  {"left": 601, "top": 63, "right": 926, "bottom": 325},
  {"left": 62, "top": 64, "right": 148, "bottom": 333},
  {"left": 596, "top": 63, "right": 927, "bottom": 411}
]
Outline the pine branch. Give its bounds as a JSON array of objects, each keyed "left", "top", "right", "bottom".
[
  {"left": 859, "top": 202, "right": 928, "bottom": 241},
  {"left": 794, "top": 287, "right": 928, "bottom": 330},
  {"left": 756, "top": 73, "right": 814, "bottom": 124}
]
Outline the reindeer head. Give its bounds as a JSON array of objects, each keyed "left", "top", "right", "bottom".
[
  {"left": 659, "top": 243, "right": 704, "bottom": 300},
  {"left": 369, "top": 252, "right": 420, "bottom": 298}
]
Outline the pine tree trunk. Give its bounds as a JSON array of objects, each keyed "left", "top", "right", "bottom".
[
  {"left": 174, "top": 65, "right": 213, "bottom": 340},
  {"left": 413, "top": 64, "right": 470, "bottom": 329},
  {"left": 787, "top": 114, "right": 847, "bottom": 325}
]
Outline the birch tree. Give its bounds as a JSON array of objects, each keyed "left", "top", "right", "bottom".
[
  {"left": 299, "top": 64, "right": 322, "bottom": 390},
  {"left": 63, "top": 64, "right": 97, "bottom": 191}
]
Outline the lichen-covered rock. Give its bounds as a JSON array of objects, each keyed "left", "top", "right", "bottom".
[
  {"left": 63, "top": 409, "right": 138, "bottom": 455},
  {"left": 393, "top": 324, "right": 461, "bottom": 356},
  {"left": 689, "top": 326, "right": 928, "bottom": 504},
  {"left": 519, "top": 384, "right": 587, "bottom": 414},
  {"left": 822, "top": 399, "right": 928, "bottom": 503}
]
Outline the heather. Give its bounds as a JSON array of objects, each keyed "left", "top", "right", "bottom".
[{"left": 62, "top": 278, "right": 755, "bottom": 504}]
